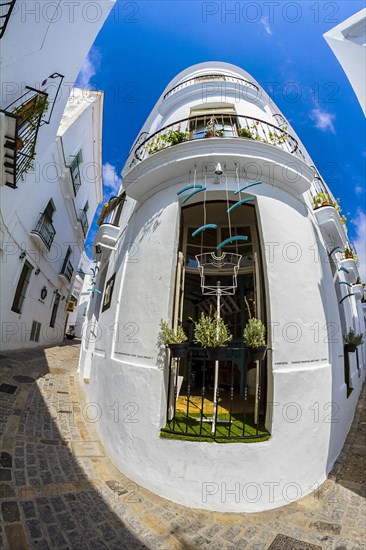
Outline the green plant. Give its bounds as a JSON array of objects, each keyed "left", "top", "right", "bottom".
[
  {"left": 237, "top": 127, "right": 253, "bottom": 138},
  {"left": 312, "top": 192, "right": 339, "bottom": 210},
  {"left": 354, "top": 276, "right": 362, "bottom": 285},
  {"left": 159, "top": 321, "right": 188, "bottom": 345},
  {"left": 243, "top": 297, "right": 266, "bottom": 348},
  {"left": 205, "top": 125, "right": 224, "bottom": 137},
  {"left": 161, "top": 129, "right": 190, "bottom": 145},
  {"left": 344, "top": 328, "right": 364, "bottom": 347},
  {"left": 192, "top": 308, "right": 232, "bottom": 348},
  {"left": 344, "top": 247, "right": 357, "bottom": 260},
  {"left": 145, "top": 129, "right": 190, "bottom": 155}
]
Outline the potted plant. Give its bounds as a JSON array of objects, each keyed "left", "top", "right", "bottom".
[
  {"left": 344, "top": 327, "right": 364, "bottom": 353},
  {"left": 312, "top": 192, "right": 338, "bottom": 210},
  {"left": 161, "top": 129, "right": 190, "bottom": 146},
  {"left": 204, "top": 125, "right": 215, "bottom": 138},
  {"left": 237, "top": 127, "right": 253, "bottom": 139},
  {"left": 160, "top": 321, "right": 189, "bottom": 358},
  {"left": 344, "top": 247, "right": 356, "bottom": 260},
  {"left": 243, "top": 297, "right": 267, "bottom": 361},
  {"left": 192, "top": 309, "right": 232, "bottom": 360}
]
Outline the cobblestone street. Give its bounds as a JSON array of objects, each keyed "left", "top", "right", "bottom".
[{"left": 0, "top": 342, "right": 365, "bottom": 550}]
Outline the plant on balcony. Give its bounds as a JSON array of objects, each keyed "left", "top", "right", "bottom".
[
  {"left": 268, "top": 130, "right": 288, "bottom": 146},
  {"left": 192, "top": 308, "right": 232, "bottom": 360},
  {"left": 145, "top": 129, "right": 190, "bottom": 155},
  {"left": 344, "top": 247, "right": 357, "bottom": 260},
  {"left": 312, "top": 192, "right": 339, "bottom": 209},
  {"left": 204, "top": 125, "right": 224, "bottom": 138},
  {"left": 161, "top": 129, "right": 190, "bottom": 146},
  {"left": 160, "top": 320, "right": 189, "bottom": 358},
  {"left": 243, "top": 297, "right": 267, "bottom": 361},
  {"left": 344, "top": 327, "right": 364, "bottom": 353},
  {"left": 237, "top": 127, "right": 253, "bottom": 139},
  {"left": 16, "top": 95, "right": 49, "bottom": 128}
]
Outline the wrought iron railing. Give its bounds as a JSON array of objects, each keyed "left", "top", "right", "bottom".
[
  {"left": 162, "top": 346, "right": 269, "bottom": 442},
  {"left": 31, "top": 213, "right": 56, "bottom": 250},
  {"left": 164, "top": 73, "right": 260, "bottom": 99},
  {"left": 60, "top": 259, "right": 74, "bottom": 283},
  {"left": 78, "top": 210, "right": 89, "bottom": 237},
  {"left": 0, "top": 0, "right": 16, "bottom": 39},
  {"left": 1, "top": 86, "right": 48, "bottom": 188},
  {"left": 134, "top": 114, "right": 306, "bottom": 163}
]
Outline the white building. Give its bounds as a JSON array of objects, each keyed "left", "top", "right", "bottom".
[
  {"left": 324, "top": 8, "right": 366, "bottom": 116},
  {"left": 66, "top": 252, "right": 96, "bottom": 338},
  {"left": 79, "top": 62, "right": 366, "bottom": 512},
  {"left": 0, "top": 0, "right": 115, "bottom": 350}
]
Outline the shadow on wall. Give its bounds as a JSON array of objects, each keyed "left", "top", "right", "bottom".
[{"left": 0, "top": 341, "right": 150, "bottom": 549}]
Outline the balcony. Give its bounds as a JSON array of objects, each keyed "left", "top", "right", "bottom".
[
  {"left": 59, "top": 259, "right": 74, "bottom": 285},
  {"left": 0, "top": 0, "right": 16, "bottom": 39},
  {"left": 92, "top": 223, "right": 119, "bottom": 261},
  {"left": 124, "top": 114, "right": 312, "bottom": 200},
  {"left": 163, "top": 73, "right": 260, "bottom": 100},
  {"left": 313, "top": 205, "right": 348, "bottom": 249},
  {"left": 30, "top": 213, "right": 56, "bottom": 251},
  {"left": 78, "top": 210, "right": 89, "bottom": 238},
  {"left": 134, "top": 114, "right": 305, "bottom": 162},
  {"left": 0, "top": 87, "right": 48, "bottom": 188}
]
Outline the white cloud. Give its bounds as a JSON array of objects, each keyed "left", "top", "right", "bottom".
[
  {"left": 352, "top": 209, "right": 366, "bottom": 280},
  {"left": 309, "top": 108, "right": 336, "bottom": 134},
  {"left": 355, "top": 185, "right": 364, "bottom": 195},
  {"left": 76, "top": 48, "right": 101, "bottom": 88},
  {"left": 260, "top": 16, "right": 272, "bottom": 35},
  {"left": 103, "top": 162, "right": 122, "bottom": 197}
]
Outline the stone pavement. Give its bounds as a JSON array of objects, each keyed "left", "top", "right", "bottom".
[{"left": 0, "top": 342, "right": 365, "bottom": 550}]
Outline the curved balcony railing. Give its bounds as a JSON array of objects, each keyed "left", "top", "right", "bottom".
[
  {"left": 163, "top": 73, "right": 260, "bottom": 100},
  {"left": 134, "top": 114, "right": 306, "bottom": 163}
]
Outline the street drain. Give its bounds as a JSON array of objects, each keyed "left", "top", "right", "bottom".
[
  {"left": 13, "top": 375, "right": 35, "bottom": 384},
  {"left": 0, "top": 383, "right": 18, "bottom": 395},
  {"left": 267, "top": 535, "right": 322, "bottom": 549}
]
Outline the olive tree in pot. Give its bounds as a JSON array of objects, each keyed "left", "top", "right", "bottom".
[
  {"left": 160, "top": 321, "right": 189, "bottom": 358},
  {"left": 344, "top": 327, "right": 364, "bottom": 353},
  {"left": 192, "top": 308, "right": 232, "bottom": 361},
  {"left": 243, "top": 297, "right": 267, "bottom": 361}
]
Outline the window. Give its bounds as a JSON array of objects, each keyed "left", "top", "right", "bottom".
[
  {"left": 50, "top": 293, "right": 61, "bottom": 328},
  {"left": 61, "top": 247, "right": 73, "bottom": 282},
  {"left": 44, "top": 199, "right": 55, "bottom": 221},
  {"left": 70, "top": 150, "right": 82, "bottom": 195},
  {"left": 30, "top": 321, "right": 41, "bottom": 342},
  {"left": 11, "top": 261, "right": 33, "bottom": 314}
]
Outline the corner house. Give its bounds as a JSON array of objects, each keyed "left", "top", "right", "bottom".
[{"left": 79, "top": 62, "right": 366, "bottom": 512}]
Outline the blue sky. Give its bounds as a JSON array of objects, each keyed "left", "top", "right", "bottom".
[{"left": 77, "top": 0, "right": 366, "bottom": 277}]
